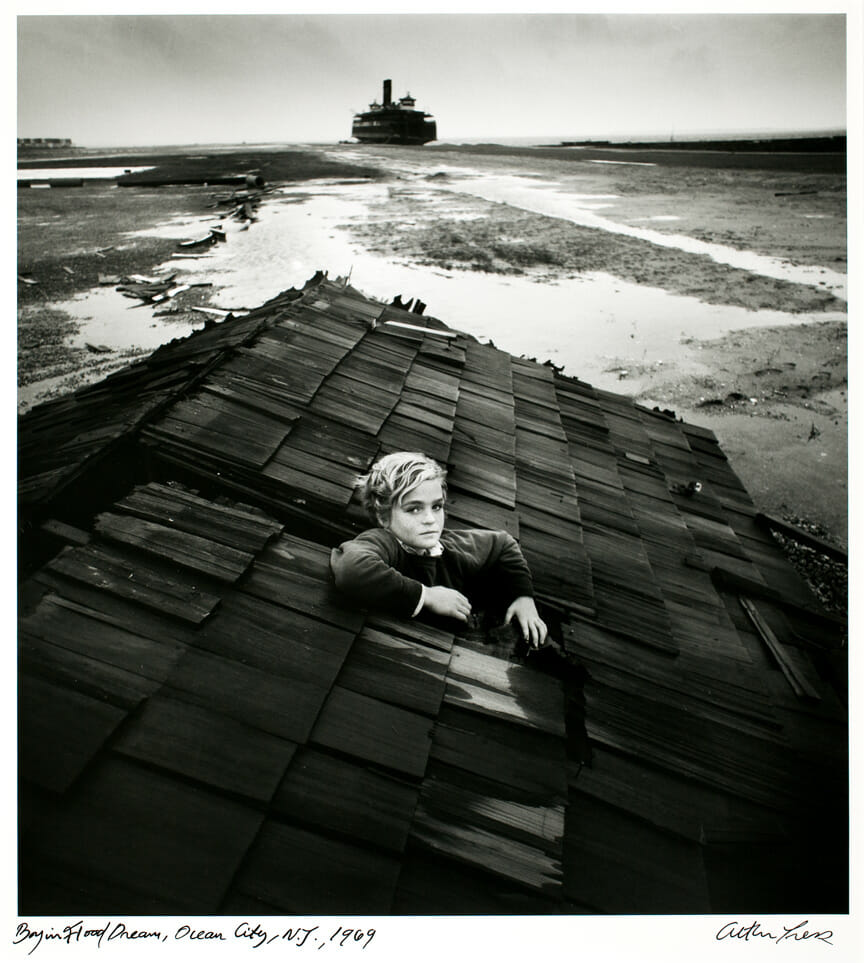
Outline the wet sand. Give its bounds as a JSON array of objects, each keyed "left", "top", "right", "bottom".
[{"left": 17, "top": 141, "right": 847, "bottom": 544}]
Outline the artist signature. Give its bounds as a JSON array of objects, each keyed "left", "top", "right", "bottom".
[{"left": 716, "top": 920, "right": 834, "bottom": 945}]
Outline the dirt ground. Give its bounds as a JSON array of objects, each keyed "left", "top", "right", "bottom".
[
  {"left": 17, "top": 143, "right": 848, "bottom": 561},
  {"left": 635, "top": 320, "right": 848, "bottom": 539}
]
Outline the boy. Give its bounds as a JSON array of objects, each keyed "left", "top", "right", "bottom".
[{"left": 330, "top": 451, "right": 548, "bottom": 648}]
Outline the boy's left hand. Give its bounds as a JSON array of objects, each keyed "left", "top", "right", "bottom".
[{"left": 505, "top": 596, "right": 548, "bottom": 648}]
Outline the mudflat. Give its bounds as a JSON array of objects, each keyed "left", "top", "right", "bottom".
[{"left": 17, "top": 141, "right": 847, "bottom": 551}]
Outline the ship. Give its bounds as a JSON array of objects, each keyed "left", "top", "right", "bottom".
[{"left": 351, "top": 79, "right": 437, "bottom": 145}]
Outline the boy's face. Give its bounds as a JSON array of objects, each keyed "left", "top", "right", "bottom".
[{"left": 385, "top": 478, "right": 445, "bottom": 551}]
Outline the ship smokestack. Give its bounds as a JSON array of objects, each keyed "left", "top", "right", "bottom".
[{"left": 383, "top": 79, "right": 392, "bottom": 106}]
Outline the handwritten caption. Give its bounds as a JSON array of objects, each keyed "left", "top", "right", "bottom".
[
  {"left": 13, "top": 921, "right": 377, "bottom": 955},
  {"left": 715, "top": 920, "right": 834, "bottom": 946}
]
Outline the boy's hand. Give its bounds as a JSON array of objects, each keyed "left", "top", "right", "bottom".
[
  {"left": 505, "top": 596, "right": 548, "bottom": 648},
  {"left": 423, "top": 585, "right": 472, "bottom": 622}
]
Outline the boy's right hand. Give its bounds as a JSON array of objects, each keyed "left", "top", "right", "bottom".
[{"left": 423, "top": 585, "right": 472, "bottom": 622}]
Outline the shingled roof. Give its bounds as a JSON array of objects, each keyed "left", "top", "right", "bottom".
[{"left": 18, "top": 275, "right": 848, "bottom": 915}]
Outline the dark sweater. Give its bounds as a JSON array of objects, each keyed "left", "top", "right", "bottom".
[{"left": 330, "top": 527, "right": 535, "bottom": 620}]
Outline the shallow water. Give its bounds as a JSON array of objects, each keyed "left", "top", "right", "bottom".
[
  {"left": 328, "top": 148, "right": 848, "bottom": 298},
  {"left": 21, "top": 173, "right": 847, "bottom": 409},
  {"left": 18, "top": 166, "right": 154, "bottom": 181}
]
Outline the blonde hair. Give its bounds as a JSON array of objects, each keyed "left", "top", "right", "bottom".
[{"left": 358, "top": 451, "right": 447, "bottom": 524}]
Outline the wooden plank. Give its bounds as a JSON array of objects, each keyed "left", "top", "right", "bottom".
[
  {"left": 583, "top": 680, "right": 804, "bottom": 809},
  {"left": 430, "top": 705, "right": 568, "bottom": 798},
  {"left": 563, "top": 792, "right": 712, "bottom": 914},
  {"left": 144, "top": 416, "right": 281, "bottom": 469},
  {"left": 444, "top": 494, "right": 519, "bottom": 538},
  {"left": 232, "top": 819, "right": 401, "bottom": 915},
  {"left": 165, "top": 647, "right": 331, "bottom": 744},
  {"left": 365, "top": 613, "right": 455, "bottom": 653},
  {"left": 410, "top": 809, "right": 562, "bottom": 893},
  {"left": 114, "top": 693, "right": 298, "bottom": 802},
  {"left": 309, "top": 385, "right": 393, "bottom": 435},
  {"left": 571, "top": 746, "right": 760, "bottom": 843},
  {"left": 200, "top": 372, "right": 303, "bottom": 423},
  {"left": 336, "top": 626, "right": 450, "bottom": 717},
  {"left": 20, "top": 592, "right": 186, "bottom": 682},
  {"left": 94, "top": 512, "right": 255, "bottom": 583},
  {"left": 392, "top": 400, "right": 453, "bottom": 434},
  {"left": 19, "top": 633, "right": 164, "bottom": 710},
  {"left": 446, "top": 646, "right": 565, "bottom": 737},
  {"left": 419, "top": 768, "right": 565, "bottom": 853},
  {"left": 272, "top": 746, "right": 420, "bottom": 853},
  {"left": 168, "top": 392, "right": 294, "bottom": 444},
  {"left": 378, "top": 413, "right": 452, "bottom": 464},
  {"left": 243, "top": 560, "right": 364, "bottom": 633},
  {"left": 740, "top": 597, "right": 823, "bottom": 700},
  {"left": 18, "top": 674, "right": 127, "bottom": 793},
  {"left": 261, "top": 453, "right": 354, "bottom": 508},
  {"left": 283, "top": 416, "right": 379, "bottom": 471},
  {"left": 310, "top": 685, "right": 433, "bottom": 778},
  {"left": 196, "top": 592, "right": 356, "bottom": 686},
  {"left": 46, "top": 543, "right": 221, "bottom": 625},
  {"left": 115, "top": 482, "right": 282, "bottom": 552},
  {"left": 404, "top": 367, "right": 460, "bottom": 403},
  {"left": 219, "top": 352, "right": 326, "bottom": 405},
  {"left": 25, "top": 756, "right": 264, "bottom": 913},
  {"left": 454, "top": 420, "right": 516, "bottom": 459}
]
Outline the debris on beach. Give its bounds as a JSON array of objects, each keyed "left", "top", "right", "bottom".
[
  {"left": 190, "top": 305, "right": 250, "bottom": 320},
  {"left": 114, "top": 273, "right": 210, "bottom": 305},
  {"left": 177, "top": 226, "right": 226, "bottom": 251},
  {"left": 211, "top": 186, "right": 267, "bottom": 226}
]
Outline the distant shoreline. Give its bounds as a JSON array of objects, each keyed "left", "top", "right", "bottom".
[{"left": 553, "top": 135, "right": 846, "bottom": 153}]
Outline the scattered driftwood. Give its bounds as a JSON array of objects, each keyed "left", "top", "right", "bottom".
[
  {"left": 211, "top": 187, "right": 268, "bottom": 226},
  {"left": 85, "top": 343, "right": 112, "bottom": 354},
  {"left": 18, "top": 275, "right": 38, "bottom": 285},
  {"left": 190, "top": 305, "right": 250, "bottom": 319},
  {"left": 178, "top": 226, "right": 226, "bottom": 250},
  {"left": 115, "top": 273, "right": 179, "bottom": 304}
]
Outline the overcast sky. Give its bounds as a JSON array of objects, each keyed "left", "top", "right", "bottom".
[{"left": 17, "top": 10, "right": 849, "bottom": 147}]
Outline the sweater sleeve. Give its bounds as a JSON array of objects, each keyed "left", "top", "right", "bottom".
[{"left": 330, "top": 529, "right": 425, "bottom": 619}]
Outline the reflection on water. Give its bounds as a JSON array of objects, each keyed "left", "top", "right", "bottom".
[
  {"left": 437, "top": 174, "right": 848, "bottom": 299},
  {"left": 327, "top": 148, "right": 848, "bottom": 298},
  {"left": 22, "top": 175, "right": 847, "bottom": 407}
]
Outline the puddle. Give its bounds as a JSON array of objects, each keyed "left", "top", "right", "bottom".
[
  {"left": 57, "top": 287, "right": 205, "bottom": 352},
  {"left": 589, "top": 159, "right": 657, "bottom": 167},
  {"left": 427, "top": 174, "right": 848, "bottom": 299},
  {"left": 326, "top": 149, "right": 847, "bottom": 299},
  {"left": 18, "top": 166, "right": 154, "bottom": 180},
  {"left": 22, "top": 175, "right": 848, "bottom": 408}
]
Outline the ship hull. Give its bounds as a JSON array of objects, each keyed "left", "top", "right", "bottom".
[{"left": 352, "top": 109, "right": 437, "bottom": 145}]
